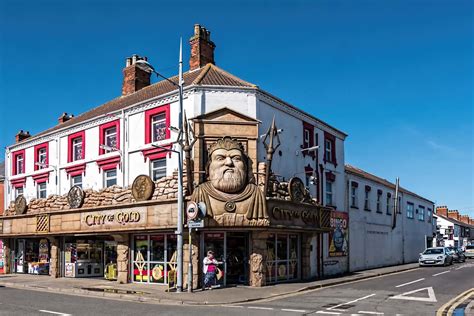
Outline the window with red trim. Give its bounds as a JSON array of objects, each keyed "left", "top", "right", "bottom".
[
  {"left": 145, "top": 104, "right": 170, "bottom": 144},
  {"left": 99, "top": 120, "right": 120, "bottom": 155},
  {"left": 34, "top": 142, "right": 49, "bottom": 170},
  {"left": 12, "top": 150, "right": 25, "bottom": 175},
  {"left": 302, "top": 122, "right": 314, "bottom": 149},
  {"left": 68, "top": 131, "right": 85, "bottom": 163},
  {"left": 323, "top": 132, "right": 337, "bottom": 166}
]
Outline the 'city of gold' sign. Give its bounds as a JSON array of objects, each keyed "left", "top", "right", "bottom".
[{"left": 81, "top": 208, "right": 146, "bottom": 230}]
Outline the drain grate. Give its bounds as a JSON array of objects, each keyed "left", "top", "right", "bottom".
[{"left": 81, "top": 287, "right": 149, "bottom": 295}]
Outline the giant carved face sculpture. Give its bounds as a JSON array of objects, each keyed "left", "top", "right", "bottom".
[{"left": 209, "top": 148, "right": 247, "bottom": 193}]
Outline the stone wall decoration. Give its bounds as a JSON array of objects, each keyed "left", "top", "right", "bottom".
[
  {"left": 14, "top": 195, "right": 27, "bottom": 215},
  {"left": 132, "top": 175, "right": 155, "bottom": 201},
  {"left": 191, "top": 137, "right": 268, "bottom": 224},
  {"left": 288, "top": 177, "right": 305, "bottom": 203},
  {"left": 68, "top": 186, "right": 85, "bottom": 209}
]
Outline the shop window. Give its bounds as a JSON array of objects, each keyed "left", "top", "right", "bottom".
[
  {"left": 265, "top": 234, "right": 299, "bottom": 284},
  {"left": 99, "top": 120, "right": 120, "bottom": 155},
  {"left": 71, "top": 175, "right": 82, "bottom": 188},
  {"left": 151, "top": 158, "right": 166, "bottom": 181},
  {"left": 376, "top": 189, "right": 383, "bottom": 213},
  {"left": 418, "top": 205, "right": 425, "bottom": 221},
  {"left": 34, "top": 143, "right": 48, "bottom": 170},
  {"left": 37, "top": 182, "right": 47, "bottom": 199},
  {"left": 145, "top": 105, "right": 170, "bottom": 144},
  {"left": 323, "top": 132, "right": 337, "bottom": 166},
  {"left": 325, "top": 180, "right": 333, "bottom": 206},
  {"left": 12, "top": 150, "right": 25, "bottom": 175},
  {"left": 132, "top": 234, "right": 177, "bottom": 285},
  {"left": 350, "top": 182, "right": 358, "bottom": 208},
  {"left": 104, "top": 169, "right": 117, "bottom": 187},
  {"left": 386, "top": 193, "right": 392, "bottom": 215},
  {"left": 64, "top": 240, "right": 103, "bottom": 278},
  {"left": 407, "top": 202, "right": 414, "bottom": 219},
  {"left": 68, "top": 131, "right": 85, "bottom": 163}
]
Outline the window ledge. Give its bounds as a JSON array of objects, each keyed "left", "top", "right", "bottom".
[
  {"left": 350, "top": 206, "right": 359, "bottom": 210},
  {"left": 364, "top": 208, "right": 371, "bottom": 212}
]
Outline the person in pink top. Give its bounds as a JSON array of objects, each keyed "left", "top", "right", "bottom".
[{"left": 203, "top": 250, "right": 221, "bottom": 289}]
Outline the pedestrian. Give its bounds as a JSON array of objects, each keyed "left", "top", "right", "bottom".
[{"left": 203, "top": 250, "right": 220, "bottom": 290}]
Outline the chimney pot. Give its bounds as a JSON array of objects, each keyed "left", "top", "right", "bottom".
[
  {"left": 189, "top": 24, "right": 216, "bottom": 71},
  {"left": 58, "top": 112, "right": 74, "bottom": 124},
  {"left": 122, "top": 54, "right": 151, "bottom": 96},
  {"left": 15, "top": 130, "right": 31, "bottom": 143}
]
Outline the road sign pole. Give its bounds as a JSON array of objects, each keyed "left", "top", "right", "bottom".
[{"left": 188, "top": 225, "right": 193, "bottom": 293}]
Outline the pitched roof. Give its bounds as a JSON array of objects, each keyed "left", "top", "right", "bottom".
[
  {"left": 345, "top": 164, "right": 434, "bottom": 204},
  {"left": 21, "top": 64, "right": 257, "bottom": 142},
  {"left": 436, "top": 214, "right": 474, "bottom": 229}
]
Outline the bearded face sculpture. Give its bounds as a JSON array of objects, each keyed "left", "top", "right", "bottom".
[
  {"left": 192, "top": 137, "right": 268, "bottom": 221},
  {"left": 209, "top": 148, "right": 247, "bottom": 194}
]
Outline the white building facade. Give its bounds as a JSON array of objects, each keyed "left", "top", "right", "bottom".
[
  {"left": 4, "top": 25, "right": 347, "bottom": 280},
  {"left": 345, "top": 165, "right": 435, "bottom": 272}
]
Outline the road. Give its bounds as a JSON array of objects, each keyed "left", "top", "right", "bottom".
[{"left": 0, "top": 261, "right": 472, "bottom": 316}]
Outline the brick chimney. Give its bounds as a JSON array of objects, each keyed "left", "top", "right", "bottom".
[
  {"left": 122, "top": 54, "right": 151, "bottom": 96},
  {"left": 189, "top": 24, "right": 216, "bottom": 71},
  {"left": 459, "top": 215, "right": 470, "bottom": 224},
  {"left": 15, "top": 130, "right": 31, "bottom": 143},
  {"left": 447, "top": 210, "right": 460, "bottom": 221},
  {"left": 58, "top": 112, "right": 74, "bottom": 124},
  {"left": 436, "top": 206, "right": 448, "bottom": 217}
]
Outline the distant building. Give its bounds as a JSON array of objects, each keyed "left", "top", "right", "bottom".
[
  {"left": 435, "top": 206, "right": 474, "bottom": 248},
  {"left": 345, "top": 165, "right": 435, "bottom": 271}
]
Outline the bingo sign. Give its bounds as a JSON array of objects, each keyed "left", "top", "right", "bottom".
[
  {"left": 329, "top": 211, "right": 348, "bottom": 257},
  {"left": 0, "top": 240, "right": 4, "bottom": 274}
]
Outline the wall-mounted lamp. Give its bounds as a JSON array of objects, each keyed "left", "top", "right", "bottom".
[{"left": 296, "top": 145, "right": 319, "bottom": 156}]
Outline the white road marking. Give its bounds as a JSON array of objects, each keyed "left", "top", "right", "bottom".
[
  {"left": 316, "top": 311, "right": 341, "bottom": 315},
  {"left": 432, "top": 271, "right": 450, "bottom": 276},
  {"left": 327, "top": 293, "right": 376, "bottom": 311},
  {"left": 390, "top": 287, "right": 437, "bottom": 302},
  {"left": 38, "top": 311, "right": 71, "bottom": 316},
  {"left": 223, "top": 305, "right": 244, "bottom": 308},
  {"left": 281, "top": 308, "right": 308, "bottom": 313},
  {"left": 248, "top": 306, "right": 274, "bottom": 310},
  {"left": 358, "top": 312, "right": 384, "bottom": 315},
  {"left": 395, "top": 278, "right": 424, "bottom": 288}
]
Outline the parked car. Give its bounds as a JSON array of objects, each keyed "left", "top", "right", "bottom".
[
  {"left": 465, "top": 245, "right": 474, "bottom": 259},
  {"left": 447, "top": 247, "right": 466, "bottom": 263},
  {"left": 419, "top": 247, "right": 453, "bottom": 266}
]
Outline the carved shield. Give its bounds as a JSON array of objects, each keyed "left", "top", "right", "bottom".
[
  {"left": 15, "top": 195, "right": 27, "bottom": 215},
  {"left": 288, "top": 177, "right": 306, "bottom": 203},
  {"left": 132, "top": 175, "right": 155, "bottom": 201},
  {"left": 68, "top": 185, "right": 85, "bottom": 209}
]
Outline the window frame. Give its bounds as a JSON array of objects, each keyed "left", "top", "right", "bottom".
[
  {"left": 71, "top": 174, "right": 83, "bottom": 188},
  {"left": 145, "top": 105, "right": 170, "bottom": 144},
  {"left": 386, "top": 193, "right": 392, "bottom": 215},
  {"left": 376, "top": 190, "right": 382, "bottom": 213},
  {"left": 68, "top": 131, "right": 86, "bottom": 163},
  {"left": 325, "top": 180, "right": 333, "bottom": 206},
  {"left": 406, "top": 202, "right": 414, "bottom": 219},
  {"left": 151, "top": 158, "right": 167, "bottom": 181},
  {"left": 104, "top": 169, "right": 118, "bottom": 188},
  {"left": 15, "top": 187, "right": 24, "bottom": 199},
  {"left": 12, "top": 150, "right": 25, "bottom": 175},
  {"left": 99, "top": 120, "right": 120, "bottom": 155},
  {"left": 33, "top": 142, "right": 49, "bottom": 171},
  {"left": 350, "top": 182, "right": 358, "bottom": 208},
  {"left": 418, "top": 205, "right": 425, "bottom": 221},
  {"left": 323, "top": 132, "right": 337, "bottom": 166},
  {"left": 37, "top": 182, "right": 47, "bottom": 199},
  {"left": 364, "top": 186, "right": 371, "bottom": 211}
]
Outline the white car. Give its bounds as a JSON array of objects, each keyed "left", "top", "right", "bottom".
[{"left": 419, "top": 247, "right": 453, "bottom": 266}]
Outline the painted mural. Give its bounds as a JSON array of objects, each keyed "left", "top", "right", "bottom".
[{"left": 329, "top": 211, "right": 349, "bottom": 257}]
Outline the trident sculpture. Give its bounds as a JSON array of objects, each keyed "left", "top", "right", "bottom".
[{"left": 262, "top": 117, "right": 281, "bottom": 196}]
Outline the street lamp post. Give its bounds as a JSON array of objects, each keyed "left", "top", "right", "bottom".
[{"left": 137, "top": 40, "right": 185, "bottom": 292}]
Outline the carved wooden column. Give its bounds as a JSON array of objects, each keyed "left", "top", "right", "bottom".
[
  {"left": 114, "top": 234, "right": 130, "bottom": 284},
  {"left": 249, "top": 231, "right": 267, "bottom": 287},
  {"left": 48, "top": 237, "right": 60, "bottom": 278}
]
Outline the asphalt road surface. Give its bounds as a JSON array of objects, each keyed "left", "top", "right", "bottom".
[{"left": 0, "top": 261, "right": 472, "bottom": 316}]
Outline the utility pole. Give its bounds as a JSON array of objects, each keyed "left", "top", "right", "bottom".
[{"left": 176, "top": 38, "right": 184, "bottom": 292}]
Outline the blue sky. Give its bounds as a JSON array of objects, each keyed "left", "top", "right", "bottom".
[{"left": 1, "top": 0, "right": 472, "bottom": 216}]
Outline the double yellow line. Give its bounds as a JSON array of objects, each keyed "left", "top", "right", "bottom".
[{"left": 437, "top": 288, "right": 474, "bottom": 316}]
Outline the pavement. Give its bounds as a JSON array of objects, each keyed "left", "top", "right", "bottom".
[{"left": 0, "top": 263, "right": 419, "bottom": 306}]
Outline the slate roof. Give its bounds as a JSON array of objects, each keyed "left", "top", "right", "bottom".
[{"left": 345, "top": 164, "right": 434, "bottom": 204}]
